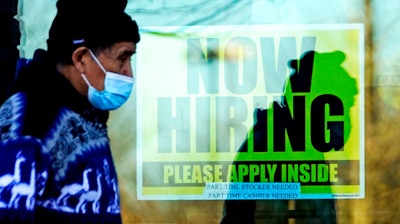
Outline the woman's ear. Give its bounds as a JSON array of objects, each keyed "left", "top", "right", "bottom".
[{"left": 71, "top": 46, "right": 89, "bottom": 73}]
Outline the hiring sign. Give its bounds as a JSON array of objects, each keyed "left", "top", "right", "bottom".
[{"left": 136, "top": 24, "right": 364, "bottom": 200}]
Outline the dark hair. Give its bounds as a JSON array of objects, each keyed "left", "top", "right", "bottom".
[{"left": 47, "top": 0, "right": 140, "bottom": 64}]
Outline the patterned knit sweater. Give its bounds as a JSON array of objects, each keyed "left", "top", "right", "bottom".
[{"left": 0, "top": 49, "right": 122, "bottom": 223}]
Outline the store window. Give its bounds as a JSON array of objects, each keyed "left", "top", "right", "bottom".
[{"left": 15, "top": 0, "right": 397, "bottom": 223}]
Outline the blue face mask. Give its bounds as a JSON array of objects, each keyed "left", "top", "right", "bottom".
[{"left": 82, "top": 71, "right": 134, "bottom": 111}]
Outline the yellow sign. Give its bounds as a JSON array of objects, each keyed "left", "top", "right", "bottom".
[{"left": 136, "top": 24, "right": 364, "bottom": 200}]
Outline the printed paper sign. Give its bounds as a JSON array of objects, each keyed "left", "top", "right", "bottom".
[{"left": 136, "top": 24, "right": 364, "bottom": 200}]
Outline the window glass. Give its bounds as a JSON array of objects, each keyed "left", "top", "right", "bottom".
[{"left": 18, "top": 1, "right": 397, "bottom": 223}]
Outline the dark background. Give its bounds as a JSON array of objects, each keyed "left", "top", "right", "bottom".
[{"left": 0, "top": 0, "right": 19, "bottom": 104}]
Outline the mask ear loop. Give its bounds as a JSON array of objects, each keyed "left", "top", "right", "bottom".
[
  {"left": 87, "top": 49, "right": 108, "bottom": 74},
  {"left": 81, "top": 73, "right": 91, "bottom": 87},
  {"left": 82, "top": 49, "right": 108, "bottom": 92}
]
